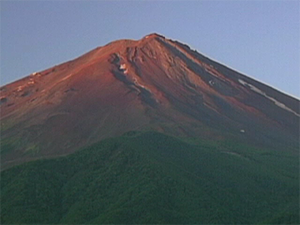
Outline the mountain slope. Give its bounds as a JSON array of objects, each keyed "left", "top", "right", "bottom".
[
  {"left": 1, "top": 33, "right": 299, "bottom": 169},
  {"left": 1, "top": 131, "right": 299, "bottom": 224}
]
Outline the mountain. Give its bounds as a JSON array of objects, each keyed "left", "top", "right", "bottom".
[
  {"left": 1, "top": 33, "right": 299, "bottom": 224},
  {"left": 1, "top": 33, "right": 299, "bottom": 169}
]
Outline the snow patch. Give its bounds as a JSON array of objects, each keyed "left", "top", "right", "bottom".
[
  {"left": 61, "top": 74, "right": 73, "bottom": 81},
  {"left": 138, "top": 83, "right": 146, "bottom": 89},
  {"left": 132, "top": 79, "right": 150, "bottom": 93},
  {"left": 119, "top": 64, "right": 126, "bottom": 70},
  {"left": 28, "top": 80, "right": 35, "bottom": 85},
  {"left": 17, "top": 86, "right": 24, "bottom": 92},
  {"left": 238, "top": 79, "right": 300, "bottom": 117},
  {"left": 118, "top": 64, "right": 129, "bottom": 74}
]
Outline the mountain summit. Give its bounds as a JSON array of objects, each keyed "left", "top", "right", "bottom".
[{"left": 1, "top": 33, "right": 299, "bottom": 169}]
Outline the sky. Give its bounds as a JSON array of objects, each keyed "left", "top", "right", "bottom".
[{"left": 1, "top": 0, "right": 299, "bottom": 98}]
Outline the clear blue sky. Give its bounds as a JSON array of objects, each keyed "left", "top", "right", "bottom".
[{"left": 1, "top": 0, "right": 299, "bottom": 98}]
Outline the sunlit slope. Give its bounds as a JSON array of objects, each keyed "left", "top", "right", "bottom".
[{"left": 1, "top": 34, "right": 299, "bottom": 169}]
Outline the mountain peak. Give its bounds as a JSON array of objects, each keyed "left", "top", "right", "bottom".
[{"left": 142, "top": 33, "right": 165, "bottom": 40}]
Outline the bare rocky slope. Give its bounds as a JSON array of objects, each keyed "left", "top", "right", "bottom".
[{"left": 1, "top": 33, "right": 299, "bottom": 169}]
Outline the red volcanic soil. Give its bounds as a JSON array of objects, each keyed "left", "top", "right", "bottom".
[{"left": 1, "top": 33, "right": 299, "bottom": 169}]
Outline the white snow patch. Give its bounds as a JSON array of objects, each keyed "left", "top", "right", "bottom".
[
  {"left": 119, "top": 64, "right": 126, "bottom": 70},
  {"left": 133, "top": 80, "right": 151, "bottom": 93},
  {"left": 17, "top": 86, "right": 24, "bottom": 92},
  {"left": 240, "top": 129, "right": 245, "bottom": 133},
  {"left": 61, "top": 74, "right": 73, "bottom": 81},
  {"left": 238, "top": 79, "right": 300, "bottom": 117},
  {"left": 119, "top": 64, "right": 129, "bottom": 73},
  {"left": 139, "top": 84, "right": 146, "bottom": 89},
  {"left": 31, "top": 72, "right": 38, "bottom": 76},
  {"left": 238, "top": 79, "right": 247, "bottom": 86}
]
